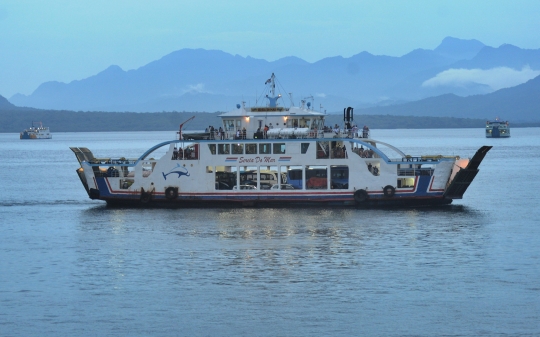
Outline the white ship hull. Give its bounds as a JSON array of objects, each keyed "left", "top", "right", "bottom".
[{"left": 72, "top": 136, "right": 491, "bottom": 207}]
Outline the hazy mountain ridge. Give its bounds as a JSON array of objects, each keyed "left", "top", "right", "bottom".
[
  {"left": 0, "top": 95, "right": 16, "bottom": 109},
  {"left": 433, "top": 36, "right": 485, "bottom": 60},
  {"left": 357, "top": 74, "right": 540, "bottom": 122},
  {"left": 7, "top": 37, "right": 540, "bottom": 121},
  {"left": 0, "top": 108, "right": 497, "bottom": 134}
]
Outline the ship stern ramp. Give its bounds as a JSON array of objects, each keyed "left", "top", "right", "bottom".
[{"left": 444, "top": 146, "right": 492, "bottom": 199}]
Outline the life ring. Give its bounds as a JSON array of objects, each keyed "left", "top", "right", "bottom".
[
  {"left": 165, "top": 187, "right": 178, "bottom": 200},
  {"left": 354, "top": 189, "right": 369, "bottom": 203},
  {"left": 383, "top": 185, "right": 395, "bottom": 197}
]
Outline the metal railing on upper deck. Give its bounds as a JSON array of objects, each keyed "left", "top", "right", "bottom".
[{"left": 183, "top": 127, "right": 370, "bottom": 141}]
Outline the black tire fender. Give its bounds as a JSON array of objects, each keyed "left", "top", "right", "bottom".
[
  {"left": 165, "top": 187, "right": 178, "bottom": 200},
  {"left": 140, "top": 188, "right": 151, "bottom": 203},
  {"left": 354, "top": 189, "right": 369, "bottom": 203},
  {"left": 89, "top": 188, "right": 100, "bottom": 200},
  {"left": 383, "top": 185, "right": 396, "bottom": 198}
]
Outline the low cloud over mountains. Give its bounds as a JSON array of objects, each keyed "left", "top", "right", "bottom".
[{"left": 423, "top": 65, "right": 540, "bottom": 91}]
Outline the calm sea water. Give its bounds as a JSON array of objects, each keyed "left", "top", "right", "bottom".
[{"left": 1, "top": 129, "right": 539, "bottom": 337}]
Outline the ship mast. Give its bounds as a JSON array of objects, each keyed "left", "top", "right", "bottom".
[{"left": 265, "top": 73, "right": 281, "bottom": 107}]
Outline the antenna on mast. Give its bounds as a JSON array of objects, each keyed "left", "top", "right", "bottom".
[{"left": 303, "top": 95, "right": 314, "bottom": 110}]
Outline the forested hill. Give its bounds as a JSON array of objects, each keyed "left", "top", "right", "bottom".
[{"left": 2, "top": 108, "right": 531, "bottom": 133}]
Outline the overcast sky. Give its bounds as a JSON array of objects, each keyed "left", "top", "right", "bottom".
[{"left": 1, "top": 0, "right": 540, "bottom": 97}]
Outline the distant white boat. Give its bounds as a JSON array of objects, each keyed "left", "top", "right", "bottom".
[
  {"left": 485, "top": 118, "right": 510, "bottom": 138},
  {"left": 20, "top": 122, "right": 52, "bottom": 139}
]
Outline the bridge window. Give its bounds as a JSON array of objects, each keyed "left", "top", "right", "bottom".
[{"left": 223, "top": 120, "right": 235, "bottom": 131}]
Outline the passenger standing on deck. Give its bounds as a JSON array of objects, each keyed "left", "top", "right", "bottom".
[{"left": 173, "top": 147, "right": 178, "bottom": 160}]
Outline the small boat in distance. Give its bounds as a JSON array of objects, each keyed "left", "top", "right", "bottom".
[
  {"left": 485, "top": 118, "right": 510, "bottom": 138},
  {"left": 20, "top": 122, "right": 52, "bottom": 139}
]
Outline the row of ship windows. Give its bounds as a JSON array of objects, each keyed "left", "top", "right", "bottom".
[{"left": 207, "top": 143, "right": 310, "bottom": 155}]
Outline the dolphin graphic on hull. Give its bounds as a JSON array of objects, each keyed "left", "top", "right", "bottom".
[{"left": 162, "top": 164, "right": 190, "bottom": 180}]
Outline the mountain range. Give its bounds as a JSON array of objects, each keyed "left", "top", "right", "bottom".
[
  {"left": 361, "top": 74, "right": 540, "bottom": 122},
  {"left": 6, "top": 37, "right": 540, "bottom": 122}
]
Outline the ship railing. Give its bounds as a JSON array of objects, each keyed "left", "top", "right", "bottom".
[
  {"left": 402, "top": 155, "right": 442, "bottom": 162},
  {"left": 323, "top": 129, "right": 370, "bottom": 139},
  {"left": 187, "top": 128, "right": 328, "bottom": 140},
  {"left": 351, "top": 148, "right": 376, "bottom": 158},
  {"left": 89, "top": 158, "right": 137, "bottom": 165},
  {"left": 220, "top": 128, "right": 324, "bottom": 140},
  {"left": 398, "top": 168, "right": 434, "bottom": 176}
]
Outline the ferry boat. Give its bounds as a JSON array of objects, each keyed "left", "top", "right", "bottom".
[
  {"left": 485, "top": 118, "right": 510, "bottom": 138},
  {"left": 20, "top": 122, "right": 52, "bottom": 139},
  {"left": 71, "top": 74, "right": 491, "bottom": 207}
]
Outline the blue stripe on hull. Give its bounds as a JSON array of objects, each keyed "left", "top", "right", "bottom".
[{"left": 94, "top": 176, "right": 450, "bottom": 207}]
